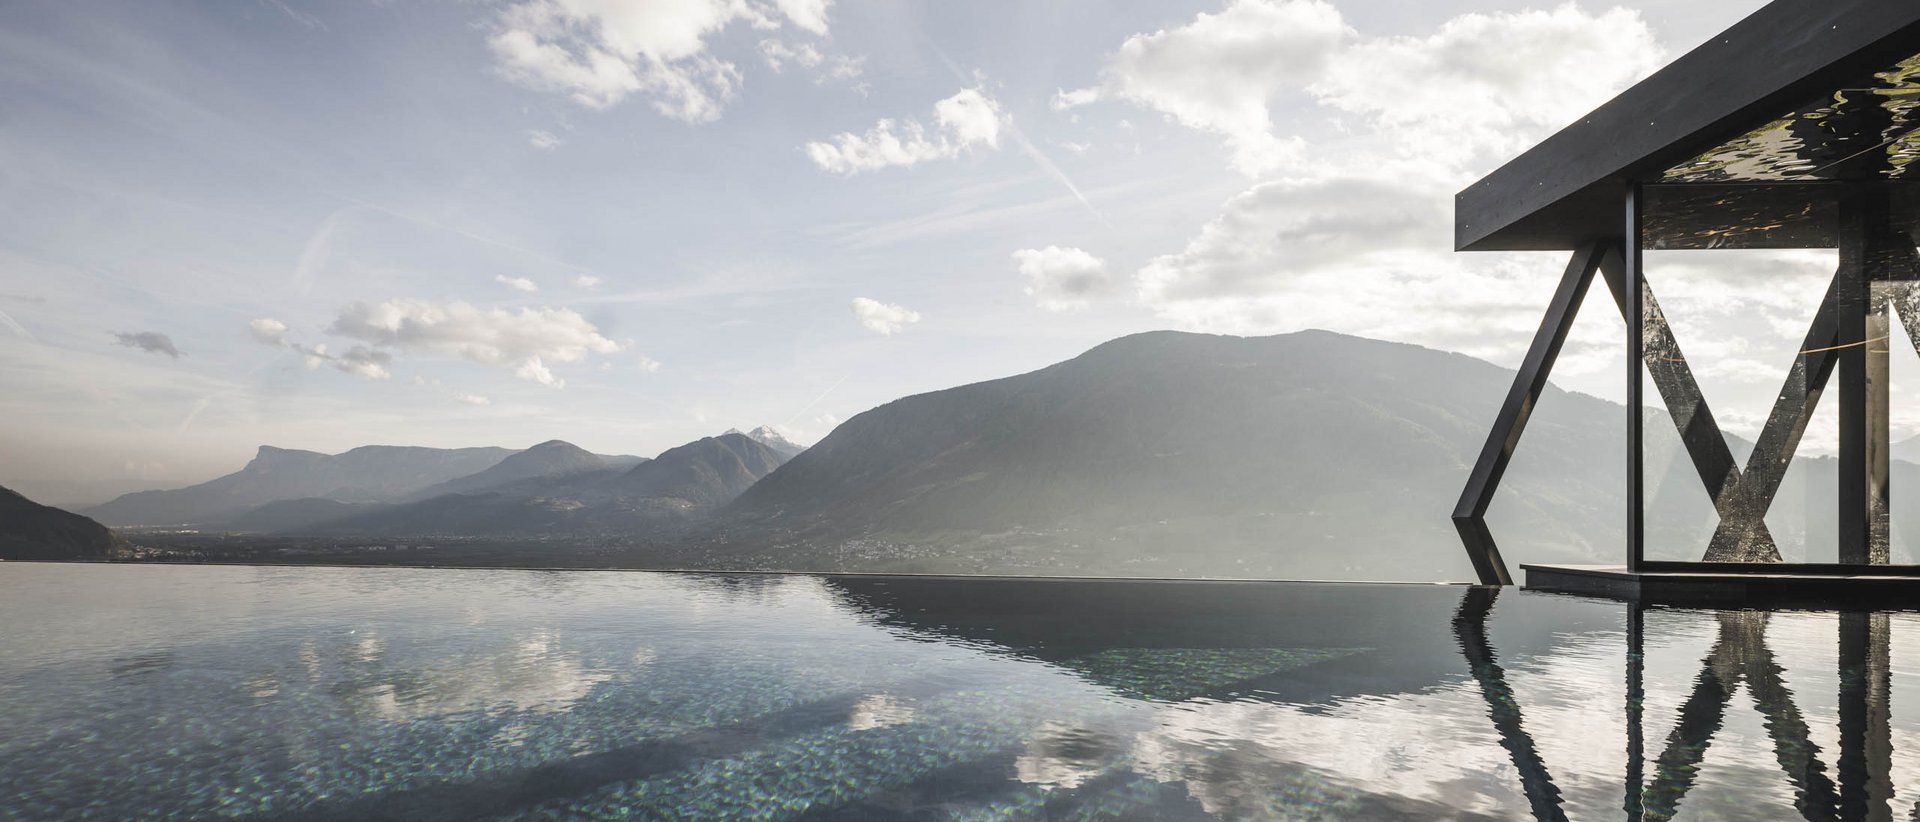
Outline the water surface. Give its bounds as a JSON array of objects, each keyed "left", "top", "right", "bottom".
[{"left": 2, "top": 564, "right": 1918, "bottom": 819}]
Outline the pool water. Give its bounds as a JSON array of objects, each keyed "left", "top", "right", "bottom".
[{"left": 2, "top": 564, "right": 1917, "bottom": 820}]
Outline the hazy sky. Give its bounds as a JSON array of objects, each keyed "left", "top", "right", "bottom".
[{"left": 0, "top": 0, "right": 1817, "bottom": 499}]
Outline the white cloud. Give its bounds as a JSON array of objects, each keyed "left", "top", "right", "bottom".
[
  {"left": 1138, "top": 173, "right": 1448, "bottom": 307},
  {"left": 248, "top": 318, "right": 289, "bottom": 347},
  {"left": 636, "top": 354, "right": 663, "bottom": 373},
  {"left": 759, "top": 39, "right": 863, "bottom": 83},
  {"left": 1056, "top": 0, "right": 1350, "bottom": 176},
  {"left": 527, "top": 129, "right": 563, "bottom": 150},
  {"left": 804, "top": 87, "right": 1004, "bottom": 174},
  {"left": 1012, "top": 246, "right": 1114, "bottom": 312},
  {"left": 455, "top": 393, "right": 492, "bottom": 406},
  {"left": 495, "top": 274, "right": 539, "bottom": 293},
  {"left": 573, "top": 274, "right": 603, "bottom": 288},
  {"left": 768, "top": 0, "right": 831, "bottom": 35},
  {"left": 850, "top": 297, "right": 921, "bottom": 335},
  {"left": 486, "top": 0, "right": 834, "bottom": 122},
  {"left": 299, "top": 342, "right": 331, "bottom": 371},
  {"left": 327, "top": 298, "right": 622, "bottom": 388},
  {"left": 1308, "top": 5, "right": 1663, "bottom": 170},
  {"left": 334, "top": 345, "right": 393, "bottom": 380},
  {"left": 512, "top": 357, "right": 561, "bottom": 386},
  {"left": 287, "top": 341, "right": 392, "bottom": 380},
  {"left": 1120, "top": 3, "right": 1667, "bottom": 359}
]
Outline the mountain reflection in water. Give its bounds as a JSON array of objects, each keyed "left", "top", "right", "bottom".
[{"left": 0, "top": 564, "right": 1917, "bottom": 819}]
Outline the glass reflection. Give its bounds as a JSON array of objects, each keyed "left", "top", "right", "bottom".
[
  {"left": 1665, "top": 52, "right": 1920, "bottom": 184},
  {"left": 1636, "top": 188, "right": 1920, "bottom": 565}
]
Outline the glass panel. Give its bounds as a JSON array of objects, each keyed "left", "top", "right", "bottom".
[
  {"left": 1643, "top": 48, "right": 1920, "bottom": 251},
  {"left": 1765, "top": 385, "right": 1838, "bottom": 563},
  {"left": 1637, "top": 247, "right": 1849, "bottom": 565},
  {"left": 1664, "top": 51, "right": 1920, "bottom": 184}
]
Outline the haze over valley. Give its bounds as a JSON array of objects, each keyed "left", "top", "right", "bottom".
[{"left": 10, "top": 329, "right": 1892, "bottom": 580}]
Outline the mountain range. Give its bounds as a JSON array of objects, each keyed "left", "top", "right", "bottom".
[
  {"left": 65, "top": 423, "right": 802, "bottom": 539},
  {"left": 306, "top": 433, "right": 787, "bottom": 536},
  {"left": 83, "top": 445, "right": 520, "bottom": 527},
  {"left": 13, "top": 329, "right": 1907, "bottom": 578}
]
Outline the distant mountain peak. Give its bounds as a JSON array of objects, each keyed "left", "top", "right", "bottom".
[
  {"left": 726, "top": 425, "right": 807, "bottom": 458},
  {"left": 253, "top": 444, "right": 323, "bottom": 459}
]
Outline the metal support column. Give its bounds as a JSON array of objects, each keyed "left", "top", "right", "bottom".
[
  {"left": 1626, "top": 185, "right": 1646, "bottom": 571},
  {"left": 1453, "top": 242, "right": 1610, "bottom": 585},
  {"left": 1839, "top": 189, "right": 1892, "bottom": 565}
]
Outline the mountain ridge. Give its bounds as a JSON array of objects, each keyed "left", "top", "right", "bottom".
[
  {"left": 0, "top": 485, "right": 123, "bottom": 560},
  {"left": 291, "top": 432, "right": 789, "bottom": 537}
]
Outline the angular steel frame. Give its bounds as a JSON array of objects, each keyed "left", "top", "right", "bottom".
[{"left": 1456, "top": 185, "right": 1920, "bottom": 585}]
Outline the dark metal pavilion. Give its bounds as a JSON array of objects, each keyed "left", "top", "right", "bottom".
[{"left": 1453, "top": 0, "right": 1920, "bottom": 598}]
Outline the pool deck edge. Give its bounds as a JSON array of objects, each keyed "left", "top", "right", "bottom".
[{"left": 1522, "top": 563, "right": 1920, "bottom": 607}]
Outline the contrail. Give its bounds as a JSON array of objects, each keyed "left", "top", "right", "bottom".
[
  {"left": 0, "top": 308, "right": 36, "bottom": 342},
  {"left": 784, "top": 375, "right": 849, "bottom": 427},
  {"left": 175, "top": 395, "right": 215, "bottom": 435},
  {"left": 929, "top": 47, "right": 1111, "bottom": 228}
]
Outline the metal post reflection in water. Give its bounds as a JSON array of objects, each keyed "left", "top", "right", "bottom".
[
  {"left": 1457, "top": 596, "right": 1912, "bottom": 821},
  {"left": 1839, "top": 611, "right": 1894, "bottom": 821},
  {"left": 1453, "top": 586, "right": 1568, "bottom": 822},
  {"left": 1626, "top": 603, "right": 1645, "bottom": 822}
]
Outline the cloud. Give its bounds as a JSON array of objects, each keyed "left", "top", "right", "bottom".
[
  {"left": 850, "top": 297, "right": 921, "bottom": 335},
  {"left": 334, "top": 345, "right": 393, "bottom": 379},
  {"left": 299, "top": 342, "right": 331, "bottom": 370},
  {"left": 1118, "top": 3, "right": 1666, "bottom": 360},
  {"left": 260, "top": 0, "right": 326, "bottom": 31},
  {"left": 415, "top": 376, "right": 496, "bottom": 405},
  {"left": 248, "top": 318, "right": 289, "bottom": 347},
  {"left": 768, "top": 0, "right": 831, "bottom": 35},
  {"left": 1012, "top": 246, "right": 1114, "bottom": 312},
  {"left": 495, "top": 274, "right": 540, "bottom": 293},
  {"left": 486, "top": 0, "right": 834, "bottom": 122},
  {"left": 527, "top": 129, "right": 563, "bottom": 150},
  {"left": 759, "top": 39, "right": 863, "bottom": 83},
  {"left": 1308, "top": 5, "right": 1663, "bottom": 170},
  {"left": 573, "top": 274, "right": 603, "bottom": 288},
  {"left": 113, "top": 331, "right": 183, "bottom": 359},
  {"left": 636, "top": 354, "right": 663, "bottom": 373},
  {"left": 804, "top": 87, "right": 1004, "bottom": 174},
  {"left": 1138, "top": 174, "right": 1448, "bottom": 306},
  {"left": 288, "top": 341, "right": 391, "bottom": 380},
  {"left": 0, "top": 309, "right": 34, "bottom": 342},
  {"left": 1055, "top": 0, "right": 1350, "bottom": 175},
  {"left": 327, "top": 298, "right": 622, "bottom": 388}
]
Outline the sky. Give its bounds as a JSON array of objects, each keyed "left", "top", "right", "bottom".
[{"left": 0, "top": 0, "right": 1851, "bottom": 503}]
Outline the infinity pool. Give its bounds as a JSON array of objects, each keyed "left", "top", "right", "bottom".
[{"left": 2, "top": 564, "right": 1917, "bottom": 820}]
